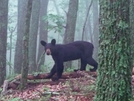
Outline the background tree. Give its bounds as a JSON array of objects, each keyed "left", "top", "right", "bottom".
[
  {"left": 14, "top": 0, "right": 27, "bottom": 74},
  {"left": 28, "top": 0, "right": 40, "bottom": 73},
  {"left": 63, "top": 0, "right": 79, "bottom": 69},
  {"left": 52, "top": 0, "right": 65, "bottom": 43},
  {"left": 37, "top": 0, "right": 49, "bottom": 71},
  {"left": 95, "top": 0, "right": 132, "bottom": 101},
  {"left": 81, "top": 0, "right": 93, "bottom": 41},
  {"left": 0, "top": 0, "right": 8, "bottom": 85},
  {"left": 84, "top": 0, "right": 93, "bottom": 42},
  {"left": 21, "top": 0, "right": 32, "bottom": 89},
  {"left": 7, "top": 0, "right": 17, "bottom": 76},
  {"left": 92, "top": 0, "right": 99, "bottom": 62},
  {"left": 8, "top": 25, "right": 16, "bottom": 75}
]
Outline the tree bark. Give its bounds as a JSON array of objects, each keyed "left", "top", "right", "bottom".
[
  {"left": 28, "top": 0, "right": 40, "bottom": 73},
  {"left": 21, "top": 0, "right": 32, "bottom": 89},
  {"left": 0, "top": 0, "right": 8, "bottom": 86},
  {"left": 95, "top": 0, "right": 132, "bottom": 101},
  {"left": 14, "top": 0, "right": 27, "bottom": 74},
  {"left": 130, "top": 0, "right": 134, "bottom": 66},
  {"left": 63, "top": 0, "right": 79, "bottom": 70}
]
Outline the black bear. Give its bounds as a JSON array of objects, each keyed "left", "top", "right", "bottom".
[{"left": 40, "top": 39, "right": 98, "bottom": 81}]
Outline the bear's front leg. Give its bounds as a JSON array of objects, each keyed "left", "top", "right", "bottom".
[
  {"left": 52, "top": 62, "right": 64, "bottom": 81},
  {"left": 45, "top": 64, "right": 56, "bottom": 79}
]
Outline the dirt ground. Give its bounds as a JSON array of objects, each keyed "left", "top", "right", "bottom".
[
  {"left": 1, "top": 71, "right": 96, "bottom": 101},
  {"left": 1, "top": 71, "right": 134, "bottom": 101}
]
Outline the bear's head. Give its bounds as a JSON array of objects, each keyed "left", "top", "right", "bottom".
[{"left": 40, "top": 39, "right": 56, "bottom": 55}]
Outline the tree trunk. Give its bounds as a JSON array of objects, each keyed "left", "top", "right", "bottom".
[
  {"left": 95, "top": 0, "right": 132, "bottom": 101},
  {"left": 14, "top": 0, "right": 27, "bottom": 74},
  {"left": 63, "top": 0, "right": 79, "bottom": 70},
  {"left": 37, "top": 0, "right": 49, "bottom": 71},
  {"left": 130, "top": 0, "right": 134, "bottom": 66},
  {"left": 0, "top": 0, "right": 8, "bottom": 86},
  {"left": 82, "top": 0, "right": 93, "bottom": 41},
  {"left": 9, "top": 26, "right": 16, "bottom": 75},
  {"left": 52, "top": 0, "right": 60, "bottom": 15},
  {"left": 84, "top": 0, "right": 93, "bottom": 42},
  {"left": 21, "top": 0, "right": 32, "bottom": 89},
  {"left": 92, "top": 0, "right": 99, "bottom": 62},
  {"left": 52, "top": 0, "right": 64, "bottom": 43},
  {"left": 28, "top": 0, "right": 40, "bottom": 73}
]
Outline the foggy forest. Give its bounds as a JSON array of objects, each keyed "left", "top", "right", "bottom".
[{"left": 0, "top": 0, "right": 134, "bottom": 101}]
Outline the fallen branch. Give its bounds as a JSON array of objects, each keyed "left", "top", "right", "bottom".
[{"left": 1, "top": 80, "right": 9, "bottom": 95}]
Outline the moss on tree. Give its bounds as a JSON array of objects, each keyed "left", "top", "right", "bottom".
[{"left": 95, "top": 0, "right": 132, "bottom": 101}]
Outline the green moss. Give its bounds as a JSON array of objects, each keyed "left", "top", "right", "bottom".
[{"left": 94, "top": 0, "right": 132, "bottom": 101}]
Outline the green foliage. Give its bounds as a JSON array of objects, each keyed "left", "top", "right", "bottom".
[
  {"left": 7, "top": 41, "right": 15, "bottom": 50},
  {"left": 40, "top": 62, "right": 53, "bottom": 73},
  {"left": 43, "top": 14, "right": 65, "bottom": 33},
  {"left": 66, "top": 67, "right": 76, "bottom": 72},
  {"left": 6, "top": 61, "right": 13, "bottom": 68},
  {"left": 6, "top": 73, "right": 16, "bottom": 81},
  {"left": 38, "top": 95, "right": 51, "bottom": 101},
  {"left": 0, "top": 97, "right": 22, "bottom": 101},
  {"left": 130, "top": 97, "right": 134, "bottom": 101},
  {"left": 80, "top": 84, "right": 96, "bottom": 94},
  {"left": 117, "top": 20, "right": 129, "bottom": 30},
  {"left": 130, "top": 0, "right": 134, "bottom": 65},
  {"left": 10, "top": 97, "right": 22, "bottom": 101},
  {"left": 0, "top": 87, "right": 2, "bottom": 92}
]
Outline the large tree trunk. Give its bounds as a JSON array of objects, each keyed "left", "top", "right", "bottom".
[
  {"left": 130, "top": 0, "right": 134, "bottom": 65},
  {"left": 28, "top": 0, "right": 40, "bottom": 73},
  {"left": 95, "top": 0, "right": 132, "bottom": 101},
  {"left": 14, "top": 0, "right": 27, "bottom": 74},
  {"left": 63, "top": 0, "right": 79, "bottom": 70},
  {"left": 0, "top": 0, "right": 8, "bottom": 86},
  {"left": 21, "top": 0, "right": 32, "bottom": 89},
  {"left": 37, "top": 0, "right": 49, "bottom": 71}
]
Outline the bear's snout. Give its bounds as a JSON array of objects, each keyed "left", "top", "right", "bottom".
[{"left": 46, "top": 49, "right": 51, "bottom": 55}]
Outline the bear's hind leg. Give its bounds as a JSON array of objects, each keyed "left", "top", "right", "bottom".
[
  {"left": 74, "top": 59, "right": 87, "bottom": 72},
  {"left": 86, "top": 57, "right": 98, "bottom": 72}
]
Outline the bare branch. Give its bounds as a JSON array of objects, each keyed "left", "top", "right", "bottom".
[{"left": 82, "top": 0, "right": 93, "bottom": 41}]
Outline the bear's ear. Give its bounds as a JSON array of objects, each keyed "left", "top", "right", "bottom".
[
  {"left": 51, "top": 39, "right": 56, "bottom": 45},
  {"left": 40, "top": 40, "right": 46, "bottom": 46}
]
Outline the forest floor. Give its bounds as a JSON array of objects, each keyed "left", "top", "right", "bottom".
[
  {"left": 1, "top": 71, "right": 96, "bottom": 101},
  {"left": 1, "top": 71, "right": 134, "bottom": 101}
]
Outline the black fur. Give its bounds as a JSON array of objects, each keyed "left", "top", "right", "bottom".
[{"left": 40, "top": 39, "right": 98, "bottom": 81}]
